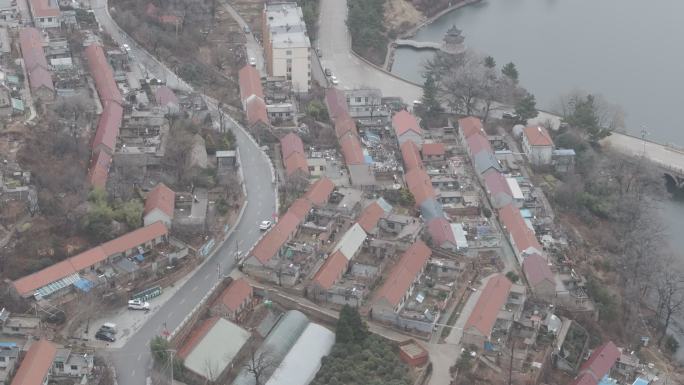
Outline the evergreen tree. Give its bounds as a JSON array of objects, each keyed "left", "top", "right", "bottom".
[
  {"left": 336, "top": 305, "right": 368, "bottom": 343},
  {"left": 564, "top": 94, "right": 611, "bottom": 142},
  {"left": 501, "top": 62, "right": 519, "bottom": 83},
  {"left": 514, "top": 93, "right": 538, "bottom": 122},
  {"left": 419, "top": 73, "right": 443, "bottom": 129},
  {"left": 484, "top": 56, "right": 496, "bottom": 69}
]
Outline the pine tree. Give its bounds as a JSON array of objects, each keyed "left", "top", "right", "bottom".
[{"left": 419, "top": 73, "right": 443, "bottom": 129}]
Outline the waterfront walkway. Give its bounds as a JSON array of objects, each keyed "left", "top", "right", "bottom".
[{"left": 601, "top": 133, "right": 684, "bottom": 183}]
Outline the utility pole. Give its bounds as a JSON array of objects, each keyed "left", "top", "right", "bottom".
[{"left": 641, "top": 126, "right": 649, "bottom": 157}]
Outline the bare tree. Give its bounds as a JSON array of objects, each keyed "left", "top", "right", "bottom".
[
  {"left": 243, "top": 349, "right": 276, "bottom": 385},
  {"left": 655, "top": 264, "right": 684, "bottom": 346}
]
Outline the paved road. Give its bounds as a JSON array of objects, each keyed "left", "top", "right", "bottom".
[
  {"left": 218, "top": 0, "right": 266, "bottom": 76},
  {"left": 90, "top": 1, "right": 276, "bottom": 383},
  {"left": 602, "top": 132, "right": 684, "bottom": 175},
  {"left": 318, "top": 0, "right": 422, "bottom": 103}
]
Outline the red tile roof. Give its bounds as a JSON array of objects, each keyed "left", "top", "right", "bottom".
[
  {"left": 458, "top": 116, "right": 483, "bottom": 139},
  {"left": 522, "top": 253, "right": 554, "bottom": 287},
  {"left": 523, "top": 125, "right": 554, "bottom": 147},
  {"left": 427, "top": 217, "right": 456, "bottom": 246},
  {"left": 250, "top": 212, "right": 299, "bottom": 264},
  {"left": 422, "top": 142, "right": 445, "bottom": 157},
  {"left": 498, "top": 204, "right": 542, "bottom": 256},
  {"left": 357, "top": 202, "right": 385, "bottom": 233},
  {"left": 311, "top": 250, "right": 348, "bottom": 290},
  {"left": 238, "top": 65, "right": 264, "bottom": 102},
  {"left": 29, "top": 0, "right": 60, "bottom": 18},
  {"left": 465, "top": 132, "right": 493, "bottom": 156},
  {"left": 280, "top": 133, "right": 305, "bottom": 161},
  {"left": 304, "top": 177, "right": 334, "bottom": 206},
  {"left": 572, "top": 341, "right": 620, "bottom": 385},
  {"left": 84, "top": 44, "right": 123, "bottom": 105},
  {"left": 287, "top": 198, "right": 312, "bottom": 221},
  {"left": 144, "top": 183, "right": 175, "bottom": 218},
  {"left": 154, "top": 86, "right": 179, "bottom": 107},
  {"left": 483, "top": 169, "right": 513, "bottom": 197},
  {"left": 214, "top": 278, "right": 252, "bottom": 312},
  {"left": 400, "top": 140, "right": 423, "bottom": 172},
  {"left": 374, "top": 241, "right": 431, "bottom": 307},
  {"left": 324, "top": 88, "right": 348, "bottom": 120},
  {"left": 392, "top": 110, "right": 422, "bottom": 137},
  {"left": 405, "top": 168, "right": 435, "bottom": 206},
  {"left": 10, "top": 339, "right": 57, "bottom": 385},
  {"left": 245, "top": 97, "right": 269, "bottom": 128},
  {"left": 465, "top": 274, "right": 512, "bottom": 338},
  {"left": 87, "top": 150, "right": 111, "bottom": 189},
  {"left": 177, "top": 317, "right": 220, "bottom": 360},
  {"left": 334, "top": 115, "right": 357, "bottom": 139},
  {"left": 13, "top": 222, "right": 169, "bottom": 296},
  {"left": 284, "top": 151, "right": 309, "bottom": 176},
  {"left": 19, "top": 28, "right": 54, "bottom": 93},
  {"left": 339, "top": 132, "right": 365, "bottom": 165},
  {"left": 92, "top": 103, "right": 123, "bottom": 154}
]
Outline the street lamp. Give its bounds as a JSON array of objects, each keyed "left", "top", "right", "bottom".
[{"left": 640, "top": 126, "right": 649, "bottom": 157}]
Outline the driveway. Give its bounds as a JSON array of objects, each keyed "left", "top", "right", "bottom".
[
  {"left": 317, "top": 0, "right": 422, "bottom": 103},
  {"left": 90, "top": 1, "right": 276, "bottom": 383}
]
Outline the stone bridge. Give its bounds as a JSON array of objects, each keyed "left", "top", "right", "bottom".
[{"left": 602, "top": 133, "right": 684, "bottom": 188}]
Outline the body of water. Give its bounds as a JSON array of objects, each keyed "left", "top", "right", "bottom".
[{"left": 391, "top": 0, "right": 684, "bottom": 360}]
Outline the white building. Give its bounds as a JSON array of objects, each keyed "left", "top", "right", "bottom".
[
  {"left": 522, "top": 125, "right": 554, "bottom": 165},
  {"left": 28, "top": 0, "right": 61, "bottom": 29},
  {"left": 263, "top": 3, "right": 310, "bottom": 93}
]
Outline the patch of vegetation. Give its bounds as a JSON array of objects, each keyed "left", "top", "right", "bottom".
[
  {"left": 298, "top": 0, "right": 320, "bottom": 40},
  {"left": 311, "top": 306, "right": 411, "bottom": 385},
  {"left": 347, "top": 0, "right": 388, "bottom": 66},
  {"left": 586, "top": 275, "right": 618, "bottom": 323},
  {"left": 82, "top": 189, "right": 144, "bottom": 242}
]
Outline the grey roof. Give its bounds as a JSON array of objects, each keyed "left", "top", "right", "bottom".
[
  {"left": 419, "top": 198, "right": 444, "bottom": 222},
  {"left": 472, "top": 151, "right": 502, "bottom": 175},
  {"left": 265, "top": 323, "right": 335, "bottom": 385},
  {"left": 332, "top": 223, "right": 367, "bottom": 260},
  {"left": 233, "top": 311, "right": 310, "bottom": 385},
  {"left": 553, "top": 149, "right": 576, "bottom": 156},
  {"left": 185, "top": 318, "right": 250, "bottom": 379}
]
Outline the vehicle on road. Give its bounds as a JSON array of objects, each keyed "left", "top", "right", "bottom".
[
  {"left": 121, "top": 43, "right": 131, "bottom": 53},
  {"left": 259, "top": 220, "right": 272, "bottom": 231},
  {"left": 316, "top": 47, "right": 322, "bottom": 57},
  {"left": 249, "top": 57, "right": 257, "bottom": 66},
  {"left": 502, "top": 112, "right": 520, "bottom": 120},
  {"left": 331, "top": 76, "right": 339, "bottom": 85},
  {"left": 128, "top": 299, "right": 150, "bottom": 310},
  {"left": 324, "top": 68, "right": 332, "bottom": 76},
  {"left": 243, "top": 25, "right": 251, "bottom": 33},
  {"left": 99, "top": 323, "right": 117, "bottom": 334},
  {"left": 95, "top": 330, "right": 116, "bottom": 342}
]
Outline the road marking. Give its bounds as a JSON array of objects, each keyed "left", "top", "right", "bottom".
[
  {"left": 192, "top": 285, "right": 198, "bottom": 292},
  {"left": 137, "top": 353, "right": 142, "bottom": 362},
  {"left": 179, "top": 298, "right": 186, "bottom": 305}
]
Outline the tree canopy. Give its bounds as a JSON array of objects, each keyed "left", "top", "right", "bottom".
[
  {"left": 563, "top": 94, "right": 613, "bottom": 142},
  {"left": 514, "top": 92, "right": 538, "bottom": 122},
  {"left": 347, "top": 0, "right": 387, "bottom": 65},
  {"left": 501, "top": 62, "right": 519, "bottom": 82},
  {"left": 418, "top": 73, "right": 444, "bottom": 128}
]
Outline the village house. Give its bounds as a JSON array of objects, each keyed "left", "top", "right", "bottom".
[
  {"left": 210, "top": 278, "right": 253, "bottom": 322},
  {"left": 18, "top": 28, "right": 55, "bottom": 102},
  {"left": 280, "top": 133, "right": 309, "bottom": 178},
  {"left": 28, "top": 0, "right": 60, "bottom": 29},
  {"left": 53, "top": 347, "right": 94, "bottom": 377},
  {"left": 393, "top": 110, "right": 423, "bottom": 146},
  {"left": 12, "top": 222, "right": 169, "bottom": 299},
  {"left": 461, "top": 274, "right": 526, "bottom": 350},
  {"left": 238, "top": 65, "right": 270, "bottom": 130},
  {"left": 522, "top": 125, "right": 554, "bottom": 165},
  {"left": 370, "top": 241, "right": 434, "bottom": 333},
  {"left": 522, "top": 253, "right": 556, "bottom": 300},
  {"left": 345, "top": 88, "right": 383, "bottom": 118},
  {"left": 421, "top": 142, "right": 446, "bottom": 162},
  {"left": 0, "top": 310, "right": 39, "bottom": 337},
  {"left": 0, "top": 342, "right": 20, "bottom": 384},
  {"left": 9, "top": 339, "right": 56, "bottom": 385},
  {"left": 569, "top": 341, "right": 621, "bottom": 385},
  {"left": 143, "top": 183, "right": 175, "bottom": 227},
  {"left": 498, "top": 204, "right": 544, "bottom": 264}
]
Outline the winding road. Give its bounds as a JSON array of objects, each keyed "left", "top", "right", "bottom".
[{"left": 90, "top": 0, "right": 276, "bottom": 383}]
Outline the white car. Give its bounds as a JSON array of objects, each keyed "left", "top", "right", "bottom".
[
  {"left": 249, "top": 57, "right": 257, "bottom": 66},
  {"left": 259, "top": 220, "right": 272, "bottom": 231},
  {"left": 121, "top": 43, "right": 131, "bottom": 52},
  {"left": 128, "top": 299, "right": 150, "bottom": 310},
  {"left": 330, "top": 75, "right": 339, "bottom": 85}
]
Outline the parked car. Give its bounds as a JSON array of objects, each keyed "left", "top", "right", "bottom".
[
  {"left": 324, "top": 68, "right": 332, "bottom": 76},
  {"left": 331, "top": 76, "right": 339, "bottom": 85},
  {"left": 128, "top": 299, "right": 150, "bottom": 311},
  {"left": 316, "top": 47, "right": 322, "bottom": 57},
  {"left": 502, "top": 112, "right": 520, "bottom": 120},
  {"left": 249, "top": 57, "right": 257, "bottom": 66},
  {"left": 121, "top": 43, "right": 131, "bottom": 53},
  {"left": 259, "top": 220, "right": 272, "bottom": 231},
  {"left": 95, "top": 330, "right": 116, "bottom": 342},
  {"left": 243, "top": 25, "right": 251, "bottom": 33},
  {"left": 99, "top": 323, "right": 117, "bottom": 334}
]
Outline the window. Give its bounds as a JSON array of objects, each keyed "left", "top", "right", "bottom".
[
  {"left": 47, "top": 17, "right": 52, "bottom": 22},
  {"left": 286, "top": 58, "right": 292, "bottom": 65},
  {"left": 11, "top": 327, "right": 19, "bottom": 332},
  {"left": 0, "top": 356, "right": 5, "bottom": 362},
  {"left": 55, "top": 362, "right": 64, "bottom": 370},
  {"left": 286, "top": 50, "right": 292, "bottom": 55},
  {"left": 70, "top": 365, "right": 78, "bottom": 371},
  {"left": 364, "top": 97, "right": 369, "bottom": 103},
  {"left": 355, "top": 97, "right": 361, "bottom": 103},
  {"left": 309, "top": 166, "right": 315, "bottom": 172}
]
